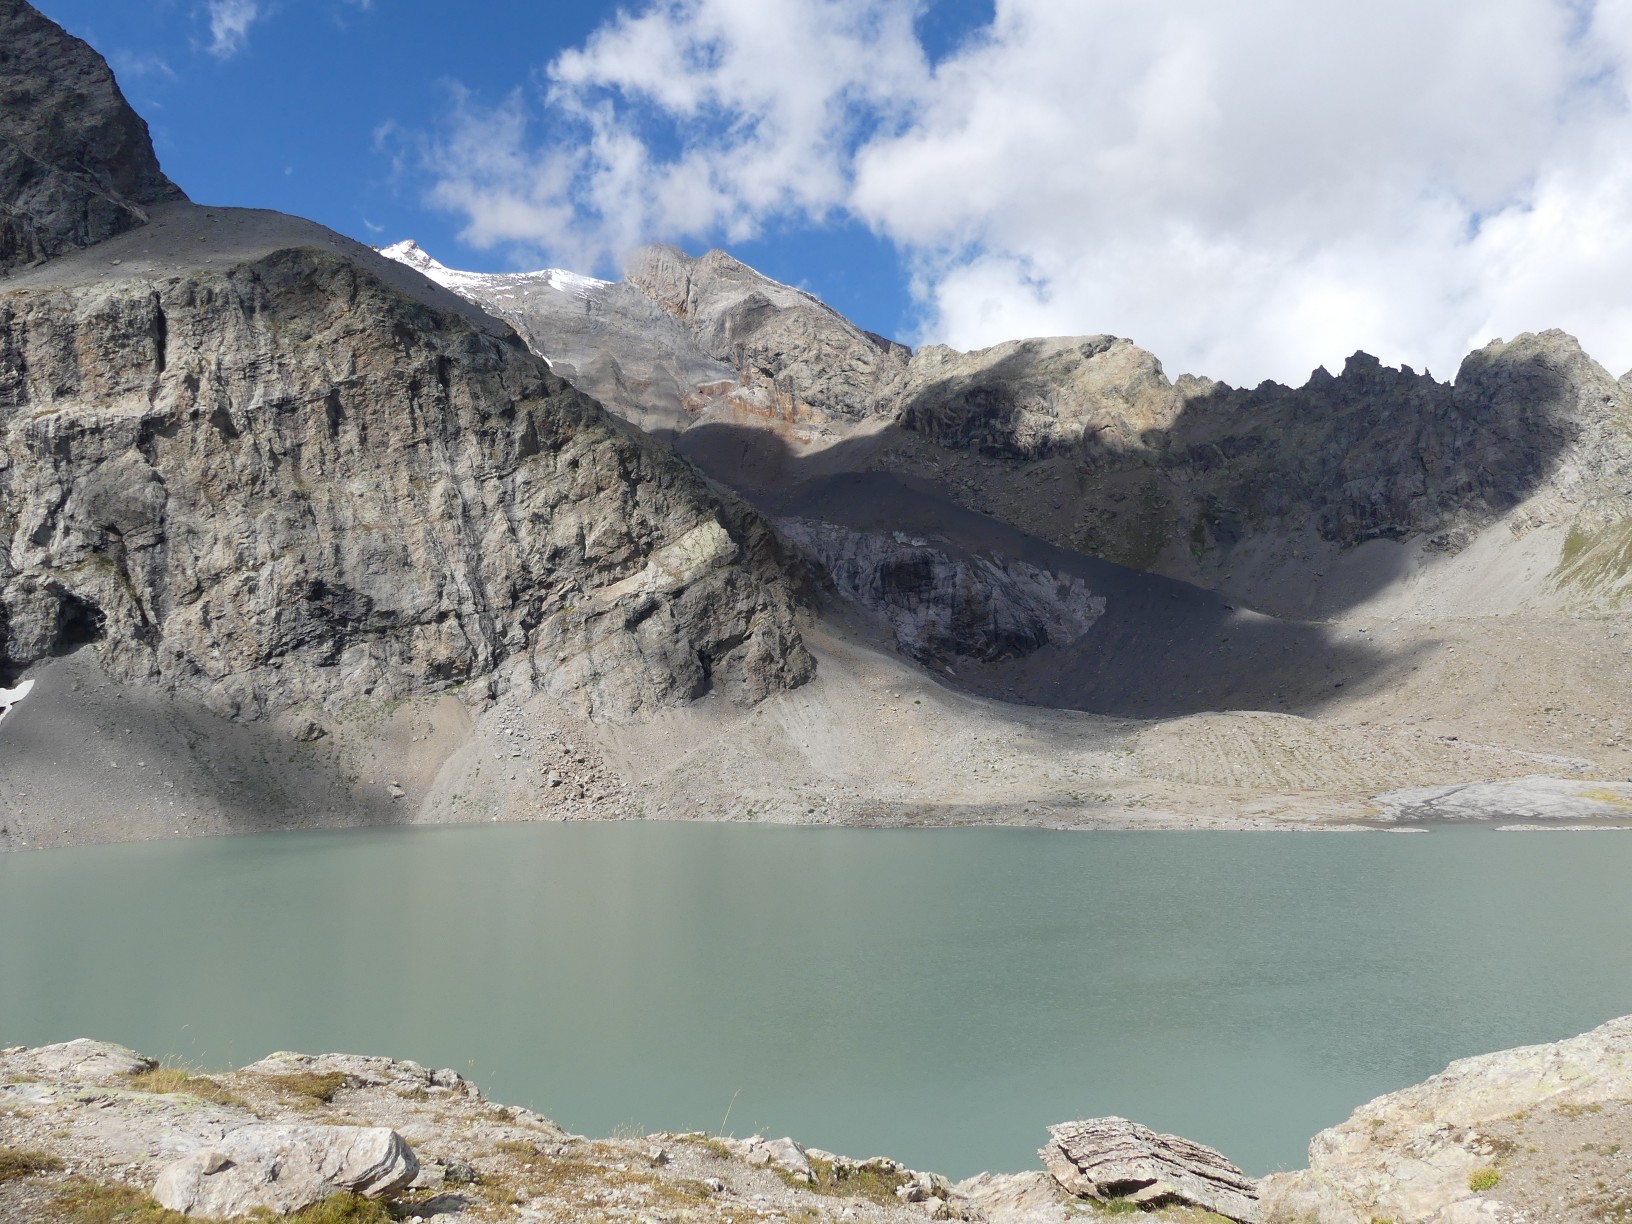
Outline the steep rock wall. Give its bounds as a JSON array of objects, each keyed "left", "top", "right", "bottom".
[
  {"left": 0, "top": 0, "right": 184, "bottom": 274},
  {"left": 0, "top": 233, "right": 813, "bottom": 720}
]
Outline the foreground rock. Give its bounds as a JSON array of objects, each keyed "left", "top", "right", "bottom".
[
  {"left": 152, "top": 1125, "right": 416, "bottom": 1217},
  {"left": 0, "top": 1040, "right": 981, "bottom": 1222},
  {"left": 1262, "top": 1015, "right": 1632, "bottom": 1223},
  {"left": 1041, "top": 1117, "right": 1261, "bottom": 1222}
]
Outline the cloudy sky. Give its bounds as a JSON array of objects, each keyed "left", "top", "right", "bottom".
[{"left": 37, "top": 0, "right": 1632, "bottom": 386}]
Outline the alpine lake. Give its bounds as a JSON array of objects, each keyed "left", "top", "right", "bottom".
[{"left": 4, "top": 821, "right": 1631, "bottom": 1180}]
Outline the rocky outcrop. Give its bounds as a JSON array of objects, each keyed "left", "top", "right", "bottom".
[
  {"left": 0, "top": 1040, "right": 983, "bottom": 1223},
  {"left": 888, "top": 330, "right": 1632, "bottom": 572},
  {"left": 1372, "top": 776, "right": 1632, "bottom": 824},
  {"left": 0, "top": 217, "right": 813, "bottom": 720},
  {"left": 152, "top": 1125, "right": 417, "bottom": 1218},
  {"left": 777, "top": 517, "right": 1106, "bottom": 668},
  {"left": 1261, "top": 1014, "right": 1632, "bottom": 1223},
  {"left": 1040, "top": 1117, "right": 1261, "bottom": 1222},
  {"left": 379, "top": 240, "right": 741, "bottom": 437},
  {"left": 625, "top": 244, "right": 911, "bottom": 425},
  {"left": 0, "top": 0, "right": 184, "bottom": 274}
]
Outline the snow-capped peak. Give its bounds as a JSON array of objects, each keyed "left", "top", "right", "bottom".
[{"left": 378, "top": 240, "right": 611, "bottom": 299}]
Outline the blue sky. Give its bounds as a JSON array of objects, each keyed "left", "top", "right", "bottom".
[
  {"left": 32, "top": 1, "right": 1632, "bottom": 386},
  {"left": 35, "top": 0, "right": 994, "bottom": 345}
]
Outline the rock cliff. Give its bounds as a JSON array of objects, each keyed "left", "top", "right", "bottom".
[
  {"left": 0, "top": 2, "right": 813, "bottom": 726},
  {"left": 0, "top": 0, "right": 184, "bottom": 274}
]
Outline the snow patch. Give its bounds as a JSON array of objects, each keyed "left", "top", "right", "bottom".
[{"left": 378, "top": 240, "right": 610, "bottom": 299}]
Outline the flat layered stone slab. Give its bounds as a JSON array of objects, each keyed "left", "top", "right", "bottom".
[{"left": 1041, "top": 1116, "right": 1261, "bottom": 1223}]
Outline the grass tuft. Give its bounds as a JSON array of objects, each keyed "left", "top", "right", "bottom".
[
  {"left": 0, "top": 1146, "right": 63, "bottom": 1184},
  {"left": 798, "top": 1155, "right": 914, "bottom": 1205},
  {"left": 126, "top": 1066, "right": 244, "bottom": 1108},
  {"left": 263, "top": 1070, "right": 350, "bottom": 1106},
  {"left": 1468, "top": 1166, "right": 1502, "bottom": 1193}
]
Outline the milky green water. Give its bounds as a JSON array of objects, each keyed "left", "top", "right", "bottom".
[{"left": 3, "top": 823, "right": 1631, "bottom": 1179}]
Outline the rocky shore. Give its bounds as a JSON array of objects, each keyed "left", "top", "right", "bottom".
[{"left": 3, "top": 1017, "right": 1629, "bottom": 1223}]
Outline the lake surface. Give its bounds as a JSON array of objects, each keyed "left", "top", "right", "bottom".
[{"left": 3, "top": 823, "right": 1632, "bottom": 1179}]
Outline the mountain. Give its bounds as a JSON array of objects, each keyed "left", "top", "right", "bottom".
[
  {"left": 376, "top": 239, "right": 1632, "bottom": 831},
  {"left": 0, "top": 0, "right": 812, "bottom": 846},
  {"left": 3, "top": 0, "right": 1629, "bottom": 851}
]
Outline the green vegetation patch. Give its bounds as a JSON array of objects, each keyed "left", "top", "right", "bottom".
[
  {"left": 1553, "top": 518, "right": 1632, "bottom": 598},
  {"left": 797, "top": 1155, "right": 915, "bottom": 1205},
  {"left": 48, "top": 1180, "right": 193, "bottom": 1224},
  {"left": 49, "top": 1182, "right": 390, "bottom": 1224},
  {"left": 0, "top": 1146, "right": 63, "bottom": 1183},
  {"left": 1468, "top": 1166, "right": 1502, "bottom": 1193}
]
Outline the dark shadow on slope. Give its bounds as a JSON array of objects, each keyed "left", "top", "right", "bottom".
[
  {"left": 676, "top": 418, "right": 1429, "bottom": 720},
  {"left": 892, "top": 342, "right": 1591, "bottom": 619},
  {"left": 0, "top": 649, "right": 402, "bottom": 842}
]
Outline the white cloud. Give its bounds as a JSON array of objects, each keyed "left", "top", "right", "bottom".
[
  {"left": 419, "top": 0, "right": 1632, "bottom": 385},
  {"left": 206, "top": 0, "right": 262, "bottom": 58}
]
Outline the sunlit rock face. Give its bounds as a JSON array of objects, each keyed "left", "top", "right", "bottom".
[{"left": 0, "top": 1, "right": 814, "bottom": 721}]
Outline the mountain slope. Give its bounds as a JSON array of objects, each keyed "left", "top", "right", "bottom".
[
  {"left": 0, "top": 0, "right": 825, "bottom": 848},
  {"left": 0, "top": 0, "right": 184, "bottom": 273}
]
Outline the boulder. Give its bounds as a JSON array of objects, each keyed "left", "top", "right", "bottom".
[
  {"left": 151, "top": 1124, "right": 417, "bottom": 1218},
  {"left": 1259, "top": 1014, "right": 1632, "bottom": 1223},
  {"left": 1041, "top": 1116, "right": 1261, "bottom": 1223},
  {"left": 29, "top": 1038, "right": 155, "bottom": 1080},
  {"left": 954, "top": 1170, "right": 1076, "bottom": 1223}
]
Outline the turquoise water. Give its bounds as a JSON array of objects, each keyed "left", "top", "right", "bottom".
[{"left": 3, "top": 823, "right": 1631, "bottom": 1179}]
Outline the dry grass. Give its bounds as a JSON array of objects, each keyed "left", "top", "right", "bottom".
[
  {"left": 798, "top": 1154, "right": 914, "bottom": 1205},
  {"left": 260, "top": 1070, "right": 350, "bottom": 1107},
  {"left": 126, "top": 1066, "right": 245, "bottom": 1108},
  {"left": 49, "top": 1181, "right": 392, "bottom": 1224},
  {"left": 0, "top": 1146, "right": 63, "bottom": 1184},
  {"left": 48, "top": 1180, "right": 194, "bottom": 1224},
  {"left": 473, "top": 1141, "right": 731, "bottom": 1220}
]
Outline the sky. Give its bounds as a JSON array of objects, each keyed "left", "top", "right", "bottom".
[{"left": 33, "top": 0, "right": 1632, "bottom": 387}]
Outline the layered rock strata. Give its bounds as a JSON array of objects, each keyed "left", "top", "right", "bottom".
[{"left": 0, "top": 1, "right": 814, "bottom": 724}]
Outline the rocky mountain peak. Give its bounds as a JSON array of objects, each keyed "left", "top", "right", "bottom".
[{"left": 0, "top": 0, "right": 185, "bottom": 275}]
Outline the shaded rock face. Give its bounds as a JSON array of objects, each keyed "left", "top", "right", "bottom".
[
  {"left": 1040, "top": 1116, "right": 1261, "bottom": 1223},
  {"left": 0, "top": 0, "right": 184, "bottom": 274},
  {"left": 0, "top": 241, "right": 813, "bottom": 719},
  {"left": 625, "top": 243, "right": 911, "bottom": 425},
  {"left": 777, "top": 517, "right": 1106, "bottom": 669},
  {"left": 892, "top": 329, "right": 1632, "bottom": 569}
]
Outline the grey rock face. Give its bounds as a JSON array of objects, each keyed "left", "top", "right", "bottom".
[
  {"left": 891, "top": 329, "right": 1632, "bottom": 568},
  {"left": 625, "top": 244, "right": 911, "bottom": 425},
  {"left": 152, "top": 1125, "right": 418, "bottom": 1217},
  {"left": 1259, "top": 1014, "right": 1632, "bottom": 1224},
  {"left": 777, "top": 517, "right": 1106, "bottom": 668},
  {"left": 1372, "top": 776, "right": 1632, "bottom": 823},
  {"left": 0, "top": 0, "right": 184, "bottom": 275},
  {"left": 26, "top": 1038, "right": 155, "bottom": 1080},
  {"left": 379, "top": 240, "right": 741, "bottom": 437},
  {"left": 0, "top": 213, "right": 813, "bottom": 720},
  {"left": 1041, "top": 1117, "right": 1261, "bottom": 1223}
]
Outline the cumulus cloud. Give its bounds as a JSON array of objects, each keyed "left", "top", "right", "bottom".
[
  {"left": 205, "top": 0, "right": 263, "bottom": 58},
  {"left": 419, "top": 0, "right": 1632, "bottom": 385}
]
